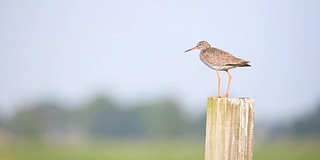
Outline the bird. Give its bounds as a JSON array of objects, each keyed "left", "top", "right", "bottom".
[{"left": 185, "top": 41, "right": 250, "bottom": 98}]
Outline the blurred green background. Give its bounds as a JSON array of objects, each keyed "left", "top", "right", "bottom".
[{"left": 0, "top": 95, "right": 320, "bottom": 159}]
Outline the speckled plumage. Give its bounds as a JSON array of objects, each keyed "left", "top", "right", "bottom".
[
  {"left": 185, "top": 41, "right": 250, "bottom": 98},
  {"left": 188, "top": 41, "right": 250, "bottom": 70}
]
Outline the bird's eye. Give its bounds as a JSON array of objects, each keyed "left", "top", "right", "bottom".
[{"left": 198, "top": 43, "right": 202, "bottom": 46}]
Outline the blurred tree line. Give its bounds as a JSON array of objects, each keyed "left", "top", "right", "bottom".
[
  {"left": 0, "top": 95, "right": 205, "bottom": 141},
  {"left": 0, "top": 95, "right": 319, "bottom": 142},
  {"left": 270, "top": 99, "right": 320, "bottom": 138},
  {"left": 289, "top": 100, "right": 320, "bottom": 136}
]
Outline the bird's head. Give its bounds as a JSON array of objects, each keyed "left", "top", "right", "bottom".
[{"left": 185, "top": 41, "right": 211, "bottom": 52}]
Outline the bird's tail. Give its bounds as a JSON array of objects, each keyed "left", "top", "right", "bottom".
[
  {"left": 240, "top": 64, "right": 251, "bottom": 67},
  {"left": 240, "top": 60, "right": 251, "bottom": 67},
  {"left": 227, "top": 60, "right": 251, "bottom": 67}
]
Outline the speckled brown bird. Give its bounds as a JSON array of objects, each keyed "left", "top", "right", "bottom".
[{"left": 185, "top": 41, "right": 250, "bottom": 98}]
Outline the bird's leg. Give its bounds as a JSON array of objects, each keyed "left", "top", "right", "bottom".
[
  {"left": 223, "top": 70, "right": 232, "bottom": 98},
  {"left": 217, "top": 70, "right": 221, "bottom": 97},
  {"left": 210, "top": 70, "right": 221, "bottom": 98}
]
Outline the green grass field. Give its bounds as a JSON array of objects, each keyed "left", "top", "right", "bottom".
[{"left": 0, "top": 140, "right": 320, "bottom": 160}]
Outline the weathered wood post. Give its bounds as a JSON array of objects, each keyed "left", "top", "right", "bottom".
[{"left": 205, "top": 98, "right": 254, "bottom": 160}]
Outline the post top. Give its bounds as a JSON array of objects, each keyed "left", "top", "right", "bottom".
[
  {"left": 208, "top": 97, "right": 251, "bottom": 99},
  {"left": 207, "top": 97, "right": 254, "bottom": 107},
  {"left": 208, "top": 97, "right": 253, "bottom": 101}
]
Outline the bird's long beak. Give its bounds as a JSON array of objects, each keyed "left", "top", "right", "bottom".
[{"left": 185, "top": 46, "right": 197, "bottom": 52}]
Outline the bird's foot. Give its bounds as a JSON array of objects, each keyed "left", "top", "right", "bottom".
[
  {"left": 209, "top": 95, "right": 222, "bottom": 99},
  {"left": 221, "top": 94, "right": 229, "bottom": 98},
  {"left": 209, "top": 94, "right": 229, "bottom": 99}
]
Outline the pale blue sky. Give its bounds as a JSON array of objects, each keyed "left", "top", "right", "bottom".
[{"left": 1, "top": 0, "right": 320, "bottom": 122}]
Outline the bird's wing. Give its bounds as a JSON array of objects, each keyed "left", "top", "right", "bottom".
[
  {"left": 211, "top": 48, "right": 249, "bottom": 66},
  {"left": 202, "top": 48, "right": 237, "bottom": 66}
]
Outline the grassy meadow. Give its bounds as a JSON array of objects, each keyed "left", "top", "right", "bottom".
[{"left": 0, "top": 139, "right": 320, "bottom": 160}]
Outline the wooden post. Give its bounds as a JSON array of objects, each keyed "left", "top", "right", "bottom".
[{"left": 205, "top": 98, "right": 254, "bottom": 160}]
